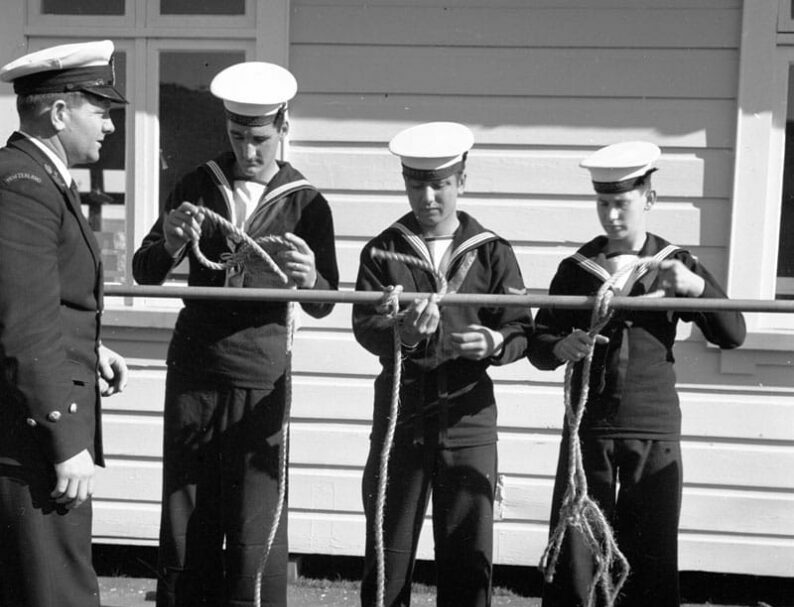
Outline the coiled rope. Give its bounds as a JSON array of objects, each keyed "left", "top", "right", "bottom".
[
  {"left": 186, "top": 206, "right": 295, "bottom": 604},
  {"left": 369, "top": 248, "right": 448, "bottom": 607},
  {"left": 539, "top": 257, "right": 662, "bottom": 607}
]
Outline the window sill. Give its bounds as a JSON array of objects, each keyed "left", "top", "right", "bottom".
[{"left": 102, "top": 302, "right": 179, "bottom": 329}]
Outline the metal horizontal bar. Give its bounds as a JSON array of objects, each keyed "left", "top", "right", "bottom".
[{"left": 104, "top": 285, "right": 794, "bottom": 313}]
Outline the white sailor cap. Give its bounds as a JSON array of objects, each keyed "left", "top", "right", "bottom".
[
  {"left": 580, "top": 141, "right": 661, "bottom": 194},
  {"left": 0, "top": 40, "right": 127, "bottom": 104},
  {"left": 389, "top": 121, "right": 474, "bottom": 180},
  {"left": 210, "top": 61, "right": 297, "bottom": 127}
]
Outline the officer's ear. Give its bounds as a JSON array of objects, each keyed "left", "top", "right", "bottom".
[{"left": 50, "top": 98, "right": 69, "bottom": 132}]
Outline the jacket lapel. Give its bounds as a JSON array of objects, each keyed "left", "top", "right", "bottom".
[{"left": 9, "top": 134, "right": 102, "bottom": 270}]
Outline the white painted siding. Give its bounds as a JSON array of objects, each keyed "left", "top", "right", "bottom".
[{"left": 35, "top": 0, "right": 791, "bottom": 580}]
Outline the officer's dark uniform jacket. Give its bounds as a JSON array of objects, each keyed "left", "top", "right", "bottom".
[
  {"left": 353, "top": 211, "right": 532, "bottom": 446},
  {"left": 528, "top": 233, "right": 746, "bottom": 439},
  {"left": 132, "top": 153, "right": 339, "bottom": 387},
  {"left": 0, "top": 132, "right": 104, "bottom": 467}
]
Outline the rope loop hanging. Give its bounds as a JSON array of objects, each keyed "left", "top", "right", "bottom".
[
  {"left": 191, "top": 207, "right": 290, "bottom": 285},
  {"left": 539, "top": 257, "right": 661, "bottom": 607},
  {"left": 368, "top": 247, "right": 448, "bottom": 607},
  {"left": 179, "top": 205, "right": 296, "bottom": 605}
]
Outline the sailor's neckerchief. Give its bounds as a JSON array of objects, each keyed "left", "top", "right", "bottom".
[
  {"left": 568, "top": 237, "right": 681, "bottom": 298},
  {"left": 203, "top": 159, "right": 315, "bottom": 286},
  {"left": 389, "top": 212, "right": 501, "bottom": 444},
  {"left": 390, "top": 215, "right": 499, "bottom": 294}
]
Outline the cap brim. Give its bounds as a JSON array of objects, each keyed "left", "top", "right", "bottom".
[{"left": 83, "top": 84, "right": 128, "bottom": 105}]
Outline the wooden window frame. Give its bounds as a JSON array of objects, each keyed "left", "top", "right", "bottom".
[
  {"left": 728, "top": 1, "right": 794, "bottom": 348},
  {"left": 22, "top": 0, "right": 289, "bottom": 312}
]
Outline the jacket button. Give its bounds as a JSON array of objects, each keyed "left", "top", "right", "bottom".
[
  {"left": 68, "top": 403, "right": 78, "bottom": 414},
  {"left": 47, "top": 411, "right": 62, "bottom": 422},
  {"left": 26, "top": 417, "right": 37, "bottom": 427}
]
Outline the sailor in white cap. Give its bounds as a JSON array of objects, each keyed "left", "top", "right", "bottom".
[
  {"left": 133, "top": 61, "right": 338, "bottom": 607},
  {"left": 0, "top": 40, "right": 128, "bottom": 607},
  {"left": 528, "top": 142, "right": 745, "bottom": 607},
  {"left": 353, "top": 122, "right": 532, "bottom": 607}
]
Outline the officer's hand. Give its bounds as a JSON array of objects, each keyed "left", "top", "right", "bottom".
[
  {"left": 164, "top": 202, "right": 204, "bottom": 256},
  {"left": 552, "top": 329, "right": 609, "bottom": 363},
  {"left": 399, "top": 297, "right": 440, "bottom": 347},
  {"left": 657, "top": 259, "right": 705, "bottom": 298},
  {"left": 52, "top": 449, "right": 95, "bottom": 509},
  {"left": 279, "top": 233, "right": 318, "bottom": 288},
  {"left": 448, "top": 324, "right": 504, "bottom": 360},
  {"left": 98, "top": 344, "right": 128, "bottom": 397}
]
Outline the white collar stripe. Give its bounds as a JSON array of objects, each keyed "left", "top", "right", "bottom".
[
  {"left": 449, "top": 231, "right": 497, "bottom": 264},
  {"left": 244, "top": 179, "right": 314, "bottom": 231},
  {"left": 572, "top": 253, "right": 611, "bottom": 280},
  {"left": 393, "top": 223, "right": 433, "bottom": 265},
  {"left": 205, "top": 160, "right": 236, "bottom": 224}
]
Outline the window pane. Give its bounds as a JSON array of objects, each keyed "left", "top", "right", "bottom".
[
  {"left": 777, "top": 65, "right": 794, "bottom": 299},
  {"left": 160, "top": 0, "right": 244, "bottom": 15},
  {"left": 75, "top": 52, "right": 127, "bottom": 284},
  {"left": 159, "top": 51, "right": 243, "bottom": 215},
  {"left": 41, "top": 0, "right": 125, "bottom": 15}
]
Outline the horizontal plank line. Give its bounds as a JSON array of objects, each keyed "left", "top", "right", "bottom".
[
  {"left": 291, "top": 141, "right": 736, "bottom": 154},
  {"left": 292, "top": 42, "right": 736, "bottom": 52},
  {"left": 93, "top": 498, "right": 160, "bottom": 506},
  {"left": 681, "top": 435, "right": 794, "bottom": 447},
  {"left": 678, "top": 529, "right": 794, "bottom": 542},
  {"left": 297, "top": 90, "right": 737, "bottom": 102}
]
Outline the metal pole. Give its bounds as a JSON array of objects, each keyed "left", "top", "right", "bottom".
[{"left": 104, "top": 284, "right": 794, "bottom": 313}]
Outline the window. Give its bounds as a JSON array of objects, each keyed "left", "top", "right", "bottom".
[
  {"left": 778, "top": 68, "right": 794, "bottom": 300},
  {"left": 728, "top": 2, "right": 794, "bottom": 344},
  {"left": 160, "top": 0, "right": 245, "bottom": 16},
  {"left": 41, "top": 0, "right": 125, "bottom": 15},
  {"left": 23, "top": 0, "right": 289, "bottom": 299}
]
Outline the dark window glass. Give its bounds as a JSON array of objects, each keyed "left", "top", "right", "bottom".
[
  {"left": 160, "top": 0, "right": 245, "bottom": 15},
  {"left": 158, "top": 51, "right": 244, "bottom": 213},
  {"left": 41, "top": 0, "right": 125, "bottom": 15},
  {"left": 777, "top": 65, "right": 794, "bottom": 299}
]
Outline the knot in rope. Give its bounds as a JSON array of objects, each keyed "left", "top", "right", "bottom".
[
  {"left": 376, "top": 284, "right": 404, "bottom": 320},
  {"left": 190, "top": 207, "right": 290, "bottom": 285},
  {"left": 539, "top": 256, "right": 662, "bottom": 607}
]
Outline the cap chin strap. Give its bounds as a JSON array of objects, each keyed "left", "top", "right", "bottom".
[
  {"left": 592, "top": 168, "right": 657, "bottom": 194},
  {"left": 401, "top": 154, "right": 467, "bottom": 181},
  {"left": 225, "top": 104, "right": 286, "bottom": 127}
]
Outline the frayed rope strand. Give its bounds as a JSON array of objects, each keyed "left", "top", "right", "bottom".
[{"left": 539, "top": 257, "right": 661, "bottom": 607}]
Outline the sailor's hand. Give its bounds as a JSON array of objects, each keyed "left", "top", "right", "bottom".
[{"left": 164, "top": 202, "right": 204, "bottom": 255}]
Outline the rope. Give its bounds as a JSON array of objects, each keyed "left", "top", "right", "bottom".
[
  {"left": 539, "top": 257, "right": 661, "bottom": 607},
  {"left": 183, "top": 206, "right": 295, "bottom": 604},
  {"left": 253, "top": 295, "right": 296, "bottom": 606},
  {"left": 368, "top": 248, "right": 448, "bottom": 607},
  {"left": 373, "top": 285, "right": 403, "bottom": 607},
  {"left": 191, "top": 207, "right": 289, "bottom": 285}
]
